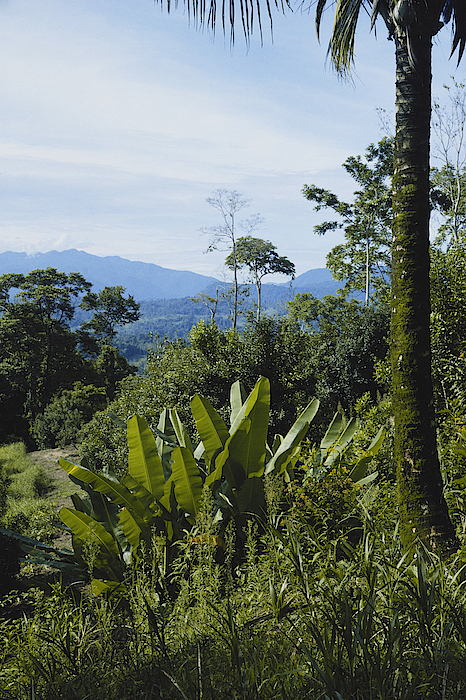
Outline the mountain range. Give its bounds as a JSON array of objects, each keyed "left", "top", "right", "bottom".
[{"left": 0, "top": 249, "right": 340, "bottom": 302}]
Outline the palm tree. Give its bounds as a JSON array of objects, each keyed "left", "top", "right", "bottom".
[
  {"left": 315, "top": 0, "right": 465, "bottom": 554},
  {"left": 157, "top": 0, "right": 465, "bottom": 552}
]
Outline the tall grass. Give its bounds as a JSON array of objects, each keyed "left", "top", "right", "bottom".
[
  {"left": 0, "top": 442, "right": 54, "bottom": 542},
  {"left": 2, "top": 481, "right": 466, "bottom": 700}
]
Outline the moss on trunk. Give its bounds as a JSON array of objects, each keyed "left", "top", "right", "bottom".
[{"left": 391, "top": 29, "right": 457, "bottom": 554}]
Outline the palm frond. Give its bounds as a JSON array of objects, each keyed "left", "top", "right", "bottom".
[
  {"left": 155, "top": 0, "right": 289, "bottom": 43},
  {"left": 442, "top": 0, "right": 466, "bottom": 65},
  {"left": 330, "top": 0, "right": 367, "bottom": 76}
]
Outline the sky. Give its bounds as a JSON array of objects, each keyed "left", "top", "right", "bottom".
[{"left": 0, "top": 0, "right": 464, "bottom": 281}]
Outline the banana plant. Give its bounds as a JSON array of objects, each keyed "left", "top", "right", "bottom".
[
  {"left": 304, "top": 412, "right": 385, "bottom": 485},
  {"left": 18, "top": 377, "right": 320, "bottom": 596},
  {"left": 191, "top": 377, "right": 320, "bottom": 536},
  {"left": 59, "top": 413, "right": 201, "bottom": 596}
]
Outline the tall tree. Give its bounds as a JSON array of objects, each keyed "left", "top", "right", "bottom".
[
  {"left": 155, "top": 0, "right": 465, "bottom": 553},
  {"left": 0, "top": 268, "right": 92, "bottom": 420},
  {"left": 79, "top": 285, "right": 141, "bottom": 348},
  {"left": 431, "top": 80, "right": 466, "bottom": 245},
  {"left": 302, "top": 138, "right": 393, "bottom": 306},
  {"left": 201, "top": 190, "right": 263, "bottom": 330},
  {"left": 225, "top": 236, "right": 295, "bottom": 320}
]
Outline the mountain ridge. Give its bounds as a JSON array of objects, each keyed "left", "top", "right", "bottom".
[{"left": 0, "top": 249, "right": 339, "bottom": 302}]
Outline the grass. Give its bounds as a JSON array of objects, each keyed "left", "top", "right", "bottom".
[
  {"left": 2, "top": 481, "right": 466, "bottom": 700},
  {"left": 0, "top": 442, "right": 55, "bottom": 543}
]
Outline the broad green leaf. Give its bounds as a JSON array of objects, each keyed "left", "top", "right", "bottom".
[
  {"left": 214, "top": 377, "right": 269, "bottom": 486},
  {"left": 169, "top": 409, "right": 193, "bottom": 451},
  {"left": 354, "top": 471, "right": 379, "bottom": 487},
  {"left": 230, "top": 380, "right": 248, "bottom": 426},
  {"left": 171, "top": 446, "right": 203, "bottom": 520},
  {"left": 108, "top": 411, "right": 127, "bottom": 429},
  {"left": 324, "top": 417, "right": 358, "bottom": 467},
  {"left": 122, "top": 473, "right": 159, "bottom": 514},
  {"left": 321, "top": 413, "right": 344, "bottom": 450},
  {"left": 348, "top": 428, "right": 385, "bottom": 482},
  {"left": 366, "top": 426, "right": 385, "bottom": 455},
  {"left": 91, "top": 579, "right": 126, "bottom": 598},
  {"left": 118, "top": 508, "right": 142, "bottom": 550},
  {"left": 71, "top": 493, "right": 91, "bottom": 515},
  {"left": 59, "top": 459, "right": 152, "bottom": 527},
  {"left": 206, "top": 378, "right": 270, "bottom": 488},
  {"left": 231, "top": 377, "right": 270, "bottom": 478},
  {"left": 265, "top": 398, "right": 320, "bottom": 476},
  {"left": 191, "top": 394, "right": 230, "bottom": 462},
  {"left": 59, "top": 508, "right": 123, "bottom": 581},
  {"left": 157, "top": 409, "right": 177, "bottom": 479},
  {"left": 205, "top": 419, "right": 250, "bottom": 491},
  {"left": 87, "top": 489, "right": 126, "bottom": 552},
  {"left": 127, "top": 415, "right": 165, "bottom": 499}
]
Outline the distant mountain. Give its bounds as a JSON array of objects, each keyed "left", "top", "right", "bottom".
[
  {"left": 0, "top": 249, "right": 220, "bottom": 301},
  {"left": 0, "top": 249, "right": 341, "bottom": 303}
]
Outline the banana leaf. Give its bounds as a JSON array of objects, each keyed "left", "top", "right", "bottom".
[
  {"left": 169, "top": 409, "right": 193, "bottom": 451},
  {"left": 118, "top": 507, "right": 142, "bottom": 552},
  {"left": 127, "top": 415, "right": 165, "bottom": 499},
  {"left": 157, "top": 409, "right": 178, "bottom": 479},
  {"left": 230, "top": 380, "right": 248, "bottom": 426},
  {"left": 235, "top": 476, "right": 266, "bottom": 522},
  {"left": 71, "top": 493, "right": 92, "bottom": 515},
  {"left": 348, "top": 427, "right": 385, "bottom": 482},
  {"left": 320, "top": 413, "right": 344, "bottom": 450},
  {"left": 229, "top": 376, "right": 270, "bottom": 479},
  {"left": 122, "top": 473, "right": 159, "bottom": 515},
  {"left": 323, "top": 417, "right": 358, "bottom": 467},
  {"left": 205, "top": 419, "right": 249, "bottom": 491},
  {"left": 265, "top": 398, "right": 320, "bottom": 476},
  {"left": 91, "top": 579, "right": 126, "bottom": 598},
  {"left": 191, "top": 394, "right": 230, "bottom": 464},
  {"left": 59, "top": 508, "right": 123, "bottom": 582},
  {"left": 59, "top": 459, "right": 152, "bottom": 529},
  {"left": 206, "top": 377, "right": 270, "bottom": 490},
  {"left": 108, "top": 411, "right": 127, "bottom": 429},
  {"left": 171, "top": 446, "right": 203, "bottom": 521}
]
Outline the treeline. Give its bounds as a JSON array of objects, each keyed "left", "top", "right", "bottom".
[{"left": 0, "top": 269, "right": 140, "bottom": 446}]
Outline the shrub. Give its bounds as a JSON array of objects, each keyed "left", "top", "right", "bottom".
[{"left": 32, "top": 382, "right": 107, "bottom": 449}]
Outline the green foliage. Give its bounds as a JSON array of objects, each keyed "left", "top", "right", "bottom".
[
  {"left": 4, "top": 500, "right": 466, "bottom": 699},
  {"left": 225, "top": 236, "right": 295, "bottom": 320},
  {"left": 0, "top": 269, "right": 140, "bottom": 445},
  {"left": 79, "top": 285, "right": 141, "bottom": 347},
  {"left": 58, "top": 377, "right": 320, "bottom": 596},
  {"left": 302, "top": 138, "right": 393, "bottom": 304},
  {"left": 285, "top": 472, "right": 360, "bottom": 543},
  {"left": 80, "top": 317, "right": 320, "bottom": 474},
  {"left": 32, "top": 383, "right": 107, "bottom": 449},
  {"left": 430, "top": 241, "right": 466, "bottom": 408},
  {"left": 288, "top": 292, "right": 389, "bottom": 424},
  {"left": 0, "top": 443, "right": 55, "bottom": 545}
]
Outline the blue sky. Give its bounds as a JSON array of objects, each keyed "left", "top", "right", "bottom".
[{"left": 0, "top": 0, "right": 463, "bottom": 280}]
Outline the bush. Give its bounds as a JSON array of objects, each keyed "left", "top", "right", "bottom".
[
  {"left": 32, "top": 382, "right": 107, "bottom": 449},
  {"left": 285, "top": 471, "right": 361, "bottom": 545}
]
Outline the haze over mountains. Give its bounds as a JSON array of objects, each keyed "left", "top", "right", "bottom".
[{"left": 0, "top": 249, "right": 340, "bottom": 301}]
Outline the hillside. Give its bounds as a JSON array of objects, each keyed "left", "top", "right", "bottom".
[
  {"left": 0, "top": 249, "right": 220, "bottom": 300},
  {"left": 0, "top": 249, "right": 344, "bottom": 353}
]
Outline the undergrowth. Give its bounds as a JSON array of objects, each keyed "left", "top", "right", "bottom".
[
  {"left": 0, "top": 442, "right": 55, "bottom": 542},
  {"left": 2, "top": 479, "right": 466, "bottom": 700}
]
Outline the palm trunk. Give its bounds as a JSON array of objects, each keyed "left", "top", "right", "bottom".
[{"left": 391, "top": 29, "right": 457, "bottom": 553}]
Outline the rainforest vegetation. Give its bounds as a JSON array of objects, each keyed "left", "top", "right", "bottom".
[{"left": 3, "top": 76, "right": 466, "bottom": 695}]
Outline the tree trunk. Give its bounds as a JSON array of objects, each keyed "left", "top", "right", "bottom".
[{"left": 391, "top": 29, "right": 457, "bottom": 553}]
